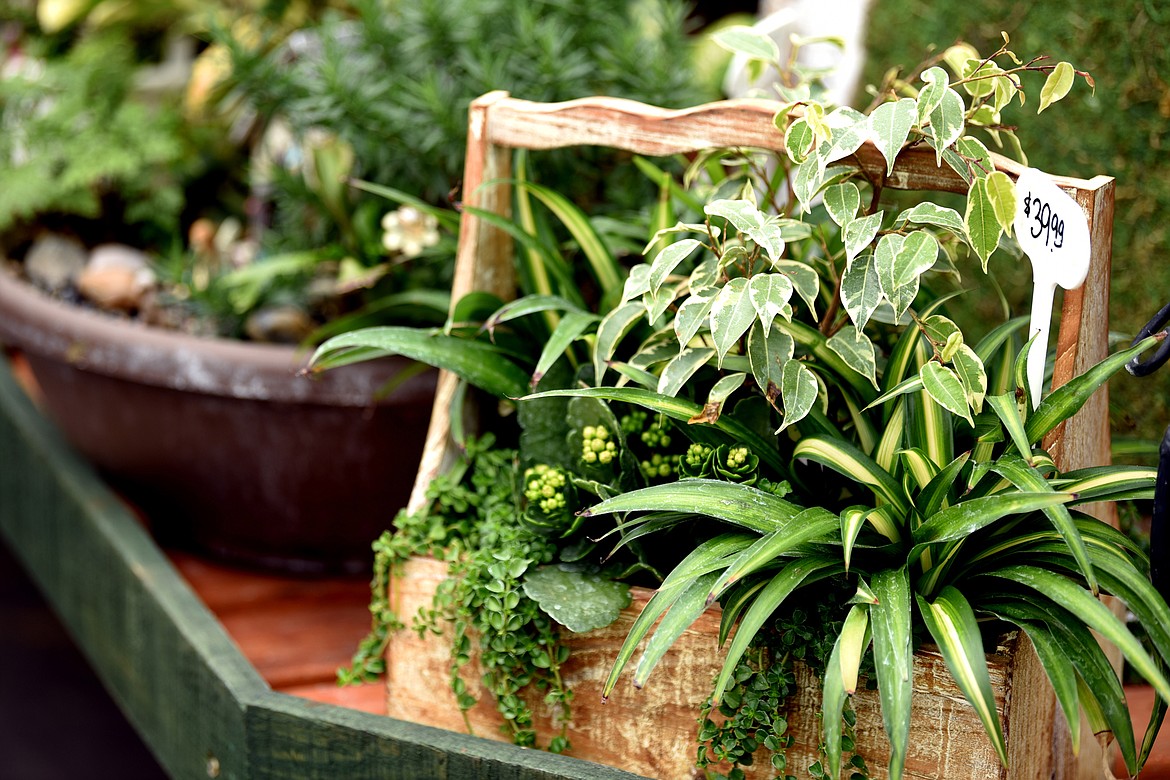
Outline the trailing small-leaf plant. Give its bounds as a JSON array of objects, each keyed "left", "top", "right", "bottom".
[{"left": 315, "top": 32, "right": 1170, "bottom": 780}]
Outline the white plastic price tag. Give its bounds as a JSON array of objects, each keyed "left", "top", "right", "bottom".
[{"left": 1013, "top": 167, "right": 1092, "bottom": 409}]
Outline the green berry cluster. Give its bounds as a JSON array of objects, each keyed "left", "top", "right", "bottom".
[
  {"left": 580, "top": 425, "right": 617, "bottom": 466},
  {"left": 524, "top": 464, "right": 569, "bottom": 515},
  {"left": 640, "top": 452, "right": 681, "bottom": 480}
]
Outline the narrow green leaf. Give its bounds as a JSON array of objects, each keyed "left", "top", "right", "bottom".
[
  {"left": 310, "top": 326, "right": 528, "bottom": 398},
  {"left": 531, "top": 311, "right": 598, "bottom": 386},
  {"left": 918, "top": 451, "right": 971, "bottom": 517},
  {"left": 871, "top": 567, "right": 913, "bottom": 780},
  {"left": 512, "top": 180, "right": 623, "bottom": 295},
  {"left": 916, "top": 587, "right": 1007, "bottom": 765},
  {"left": 984, "top": 565, "right": 1170, "bottom": 704},
  {"left": 912, "top": 491, "right": 1073, "bottom": 551},
  {"left": 634, "top": 572, "right": 721, "bottom": 687},
  {"left": 1025, "top": 336, "right": 1161, "bottom": 443},
  {"left": 583, "top": 478, "right": 803, "bottom": 535},
  {"left": 714, "top": 557, "right": 843, "bottom": 703},
  {"left": 1038, "top": 62, "right": 1075, "bottom": 114},
  {"left": 793, "top": 435, "right": 909, "bottom": 515},
  {"left": 824, "top": 605, "right": 871, "bottom": 779},
  {"left": 603, "top": 534, "right": 754, "bottom": 697},
  {"left": 708, "top": 507, "right": 838, "bottom": 599}
]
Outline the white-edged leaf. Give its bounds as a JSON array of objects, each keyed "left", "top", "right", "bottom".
[
  {"left": 648, "top": 239, "right": 702, "bottom": 294},
  {"left": 827, "top": 325, "right": 878, "bottom": 388},
  {"left": 844, "top": 211, "right": 884, "bottom": 263},
  {"left": 897, "top": 202, "right": 966, "bottom": 237},
  {"left": 927, "top": 87, "right": 966, "bottom": 164},
  {"left": 965, "top": 176, "right": 1000, "bottom": 271},
  {"left": 1038, "top": 62, "right": 1075, "bottom": 114},
  {"left": 824, "top": 182, "right": 862, "bottom": 227},
  {"left": 621, "top": 263, "right": 652, "bottom": 304},
  {"left": 874, "top": 233, "right": 906, "bottom": 299},
  {"left": 708, "top": 372, "right": 746, "bottom": 407},
  {"left": 656, "top": 347, "right": 716, "bottom": 397},
  {"left": 776, "top": 260, "right": 820, "bottom": 316},
  {"left": 871, "top": 567, "right": 913, "bottom": 780},
  {"left": 689, "top": 257, "right": 720, "bottom": 291},
  {"left": 984, "top": 171, "right": 1017, "bottom": 235},
  {"left": 841, "top": 252, "right": 882, "bottom": 331},
  {"left": 951, "top": 344, "right": 987, "bottom": 414},
  {"left": 594, "top": 301, "right": 646, "bottom": 385},
  {"left": 747, "top": 323, "right": 794, "bottom": 408},
  {"left": 820, "top": 107, "right": 869, "bottom": 170},
  {"left": 892, "top": 231, "right": 939, "bottom": 289},
  {"left": 646, "top": 279, "right": 687, "bottom": 324},
  {"left": 777, "top": 359, "right": 818, "bottom": 432},
  {"left": 712, "top": 25, "right": 781, "bottom": 63},
  {"left": 785, "top": 117, "right": 816, "bottom": 163},
  {"left": 710, "top": 277, "right": 756, "bottom": 364},
  {"left": 916, "top": 66, "right": 951, "bottom": 124},
  {"left": 868, "top": 98, "right": 917, "bottom": 176},
  {"left": 705, "top": 199, "right": 766, "bottom": 235},
  {"left": 748, "top": 273, "right": 794, "bottom": 332},
  {"left": 675, "top": 287, "right": 717, "bottom": 347},
  {"left": 921, "top": 361, "right": 973, "bottom": 426},
  {"left": 792, "top": 155, "right": 825, "bottom": 209}
]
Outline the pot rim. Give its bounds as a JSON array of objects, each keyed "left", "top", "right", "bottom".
[{"left": 0, "top": 261, "right": 429, "bottom": 406}]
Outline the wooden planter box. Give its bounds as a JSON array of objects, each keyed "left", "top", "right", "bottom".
[
  {"left": 388, "top": 556, "right": 1019, "bottom": 780},
  {"left": 388, "top": 93, "right": 1121, "bottom": 780}
]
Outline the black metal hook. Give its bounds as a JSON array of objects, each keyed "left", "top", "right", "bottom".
[
  {"left": 1127, "top": 301, "right": 1170, "bottom": 377},
  {"left": 1129, "top": 303, "right": 1170, "bottom": 602}
]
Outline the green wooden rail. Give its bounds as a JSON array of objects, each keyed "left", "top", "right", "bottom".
[{"left": 0, "top": 360, "right": 642, "bottom": 780}]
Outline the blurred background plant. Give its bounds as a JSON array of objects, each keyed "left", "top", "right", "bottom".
[{"left": 0, "top": 0, "right": 718, "bottom": 342}]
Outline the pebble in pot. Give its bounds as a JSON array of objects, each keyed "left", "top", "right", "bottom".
[
  {"left": 24, "top": 234, "right": 87, "bottom": 293},
  {"left": 76, "top": 243, "right": 157, "bottom": 312}
]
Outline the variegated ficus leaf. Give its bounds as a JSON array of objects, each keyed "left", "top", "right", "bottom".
[
  {"left": 675, "top": 287, "right": 717, "bottom": 347},
  {"left": 775, "top": 260, "right": 820, "bottom": 317},
  {"left": 827, "top": 325, "right": 879, "bottom": 388},
  {"left": 747, "top": 273, "right": 794, "bottom": 332},
  {"left": 921, "top": 360, "right": 974, "bottom": 426},
  {"left": 965, "top": 175, "right": 1001, "bottom": 271},
  {"left": 824, "top": 182, "right": 862, "bottom": 227},
  {"left": 710, "top": 277, "right": 756, "bottom": 365},
  {"left": 897, "top": 202, "right": 966, "bottom": 238},
  {"left": 648, "top": 238, "right": 702, "bottom": 294},
  {"left": 841, "top": 252, "right": 882, "bottom": 331},
  {"left": 778, "top": 359, "right": 818, "bottom": 432},
  {"left": 844, "top": 211, "right": 884, "bottom": 264},
  {"left": 747, "top": 322, "right": 794, "bottom": 409},
  {"left": 868, "top": 97, "right": 917, "bottom": 176}
]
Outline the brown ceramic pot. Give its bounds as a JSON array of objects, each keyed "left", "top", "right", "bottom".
[{"left": 0, "top": 263, "right": 435, "bottom": 575}]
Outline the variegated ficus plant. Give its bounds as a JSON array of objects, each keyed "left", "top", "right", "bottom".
[{"left": 312, "top": 31, "right": 1170, "bottom": 780}]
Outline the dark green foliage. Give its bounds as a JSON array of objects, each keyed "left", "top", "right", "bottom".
[{"left": 221, "top": 0, "right": 711, "bottom": 222}]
